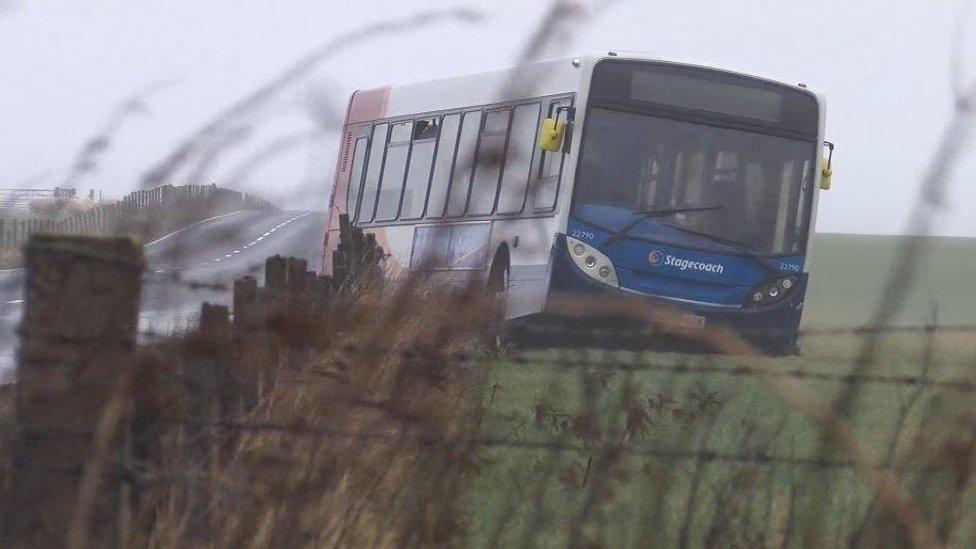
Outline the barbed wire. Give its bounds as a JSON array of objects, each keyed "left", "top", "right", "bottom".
[
  {"left": 799, "top": 324, "right": 976, "bottom": 335},
  {"left": 132, "top": 313, "right": 976, "bottom": 391},
  {"left": 511, "top": 356, "right": 976, "bottom": 392},
  {"left": 168, "top": 418, "right": 862, "bottom": 470}
]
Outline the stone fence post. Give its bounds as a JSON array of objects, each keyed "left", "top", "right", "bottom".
[{"left": 5, "top": 235, "right": 143, "bottom": 546}]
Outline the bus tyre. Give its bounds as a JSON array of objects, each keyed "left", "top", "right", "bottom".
[
  {"left": 487, "top": 258, "right": 509, "bottom": 295},
  {"left": 486, "top": 255, "right": 511, "bottom": 352}
]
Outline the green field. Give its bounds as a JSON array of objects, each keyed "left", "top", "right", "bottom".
[
  {"left": 804, "top": 233, "right": 976, "bottom": 327},
  {"left": 465, "top": 233, "right": 976, "bottom": 547}
]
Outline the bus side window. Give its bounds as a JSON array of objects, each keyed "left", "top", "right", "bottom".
[
  {"left": 358, "top": 123, "right": 389, "bottom": 222},
  {"left": 497, "top": 102, "right": 541, "bottom": 214},
  {"left": 346, "top": 136, "right": 369, "bottom": 221},
  {"left": 375, "top": 120, "right": 412, "bottom": 221},
  {"left": 426, "top": 113, "right": 461, "bottom": 219},
  {"left": 468, "top": 108, "right": 511, "bottom": 216},
  {"left": 445, "top": 110, "right": 482, "bottom": 217},
  {"left": 533, "top": 98, "right": 571, "bottom": 210},
  {"left": 400, "top": 117, "right": 439, "bottom": 220}
]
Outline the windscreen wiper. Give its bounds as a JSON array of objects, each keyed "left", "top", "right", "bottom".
[
  {"left": 602, "top": 206, "right": 724, "bottom": 249},
  {"left": 660, "top": 222, "right": 781, "bottom": 275}
]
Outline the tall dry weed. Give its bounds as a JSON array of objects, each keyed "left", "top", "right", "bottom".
[{"left": 118, "top": 278, "right": 500, "bottom": 548}]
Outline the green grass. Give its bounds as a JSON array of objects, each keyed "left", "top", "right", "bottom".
[
  {"left": 804, "top": 233, "right": 976, "bottom": 327},
  {"left": 466, "top": 333, "right": 976, "bottom": 546},
  {"left": 463, "top": 233, "right": 976, "bottom": 546}
]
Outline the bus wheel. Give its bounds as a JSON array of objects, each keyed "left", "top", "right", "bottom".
[
  {"left": 486, "top": 253, "right": 511, "bottom": 352},
  {"left": 487, "top": 255, "right": 510, "bottom": 295}
]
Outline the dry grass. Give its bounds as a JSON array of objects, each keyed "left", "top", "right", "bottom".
[
  {"left": 113, "top": 279, "right": 500, "bottom": 547},
  {"left": 1, "top": 270, "right": 975, "bottom": 547}
]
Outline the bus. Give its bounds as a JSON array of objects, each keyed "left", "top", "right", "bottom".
[{"left": 322, "top": 52, "right": 832, "bottom": 354}]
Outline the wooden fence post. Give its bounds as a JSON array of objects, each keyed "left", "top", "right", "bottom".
[
  {"left": 6, "top": 235, "right": 144, "bottom": 547},
  {"left": 182, "top": 303, "right": 230, "bottom": 460},
  {"left": 285, "top": 258, "right": 308, "bottom": 292},
  {"left": 232, "top": 276, "right": 259, "bottom": 334},
  {"left": 265, "top": 255, "right": 287, "bottom": 292}
]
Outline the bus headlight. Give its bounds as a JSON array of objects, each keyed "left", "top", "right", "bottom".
[
  {"left": 745, "top": 276, "right": 798, "bottom": 308},
  {"left": 566, "top": 236, "right": 618, "bottom": 287}
]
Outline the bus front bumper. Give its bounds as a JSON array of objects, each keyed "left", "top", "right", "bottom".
[{"left": 541, "top": 234, "right": 805, "bottom": 355}]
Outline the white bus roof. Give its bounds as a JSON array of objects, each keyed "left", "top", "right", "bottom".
[{"left": 346, "top": 53, "right": 820, "bottom": 124}]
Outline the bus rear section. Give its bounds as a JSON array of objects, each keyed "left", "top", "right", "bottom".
[
  {"left": 545, "top": 58, "right": 827, "bottom": 355},
  {"left": 321, "top": 60, "right": 584, "bottom": 315}
]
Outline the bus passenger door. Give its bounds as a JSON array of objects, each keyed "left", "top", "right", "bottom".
[{"left": 503, "top": 95, "right": 574, "bottom": 319}]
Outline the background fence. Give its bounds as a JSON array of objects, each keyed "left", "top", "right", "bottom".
[
  {"left": 0, "top": 184, "right": 272, "bottom": 248},
  {"left": 0, "top": 187, "right": 76, "bottom": 211}
]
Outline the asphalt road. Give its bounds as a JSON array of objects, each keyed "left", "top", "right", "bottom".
[{"left": 0, "top": 209, "right": 326, "bottom": 381}]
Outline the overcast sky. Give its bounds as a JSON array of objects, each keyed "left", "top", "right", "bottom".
[{"left": 2, "top": 0, "right": 974, "bottom": 236}]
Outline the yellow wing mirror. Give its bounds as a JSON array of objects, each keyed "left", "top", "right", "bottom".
[
  {"left": 820, "top": 141, "right": 835, "bottom": 190},
  {"left": 538, "top": 117, "right": 566, "bottom": 152},
  {"left": 820, "top": 163, "right": 833, "bottom": 190}
]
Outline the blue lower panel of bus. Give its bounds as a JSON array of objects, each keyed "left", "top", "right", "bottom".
[{"left": 546, "top": 233, "right": 807, "bottom": 354}]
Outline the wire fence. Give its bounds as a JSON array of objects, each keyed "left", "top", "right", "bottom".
[
  {"left": 0, "top": 183, "right": 272, "bottom": 248},
  {"left": 0, "top": 187, "right": 73, "bottom": 210}
]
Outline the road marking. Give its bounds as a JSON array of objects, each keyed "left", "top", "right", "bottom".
[
  {"left": 145, "top": 210, "right": 243, "bottom": 247},
  {"left": 178, "top": 211, "right": 314, "bottom": 270},
  {"left": 4, "top": 300, "right": 23, "bottom": 305}
]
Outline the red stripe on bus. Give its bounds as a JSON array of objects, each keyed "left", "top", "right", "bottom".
[{"left": 347, "top": 86, "right": 391, "bottom": 124}]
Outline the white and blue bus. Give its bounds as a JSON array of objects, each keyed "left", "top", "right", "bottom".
[{"left": 322, "top": 53, "right": 831, "bottom": 354}]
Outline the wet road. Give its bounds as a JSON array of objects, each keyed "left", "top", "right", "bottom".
[{"left": 0, "top": 209, "right": 326, "bottom": 381}]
